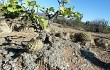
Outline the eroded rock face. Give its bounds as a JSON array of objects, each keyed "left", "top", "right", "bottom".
[
  {"left": 0, "top": 29, "right": 109, "bottom": 70},
  {"left": 0, "top": 17, "right": 38, "bottom": 32},
  {"left": 0, "top": 19, "right": 12, "bottom": 33},
  {"left": 1, "top": 35, "right": 109, "bottom": 70}
]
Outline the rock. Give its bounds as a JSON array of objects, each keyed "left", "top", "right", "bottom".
[
  {"left": 0, "top": 30, "right": 109, "bottom": 70},
  {"left": 94, "top": 38, "right": 109, "bottom": 47},
  {"left": 50, "top": 28, "right": 58, "bottom": 34},
  {"left": 2, "top": 63, "right": 12, "bottom": 70},
  {"left": 45, "top": 28, "right": 51, "bottom": 32},
  {"left": 38, "top": 37, "right": 84, "bottom": 70},
  {"left": 38, "top": 32, "right": 47, "bottom": 41},
  {"left": 70, "top": 32, "right": 75, "bottom": 40},
  {"left": 0, "top": 53, "right": 3, "bottom": 69},
  {"left": 0, "top": 49, "right": 8, "bottom": 55},
  {"left": 55, "top": 32, "right": 70, "bottom": 40},
  {"left": 21, "top": 41, "right": 30, "bottom": 47},
  {"left": 21, "top": 53, "right": 38, "bottom": 70},
  {"left": 62, "top": 32, "right": 70, "bottom": 40},
  {"left": 0, "top": 19, "right": 12, "bottom": 33},
  {"left": 90, "top": 39, "right": 96, "bottom": 45},
  {"left": 55, "top": 32, "right": 62, "bottom": 37},
  {"left": 0, "top": 28, "right": 3, "bottom": 33}
]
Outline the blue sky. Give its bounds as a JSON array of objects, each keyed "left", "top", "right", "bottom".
[{"left": 36, "top": 0, "right": 110, "bottom": 22}]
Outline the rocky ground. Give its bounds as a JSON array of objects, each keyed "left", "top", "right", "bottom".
[{"left": 0, "top": 22, "right": 110, "bottom": 70}]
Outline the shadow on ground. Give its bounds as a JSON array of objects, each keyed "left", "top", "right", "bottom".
[
  {"left": 80, "top": 49, "right": 110, "bottom": 70},
  {"left": 0, "top": 42, "right": 20, "bottom": 46},
  {"left": 5, "top": 48, "right": 28, "bottom": 59}
]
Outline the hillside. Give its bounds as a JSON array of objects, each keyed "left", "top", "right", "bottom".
[
  {"left": 0, "top": 22, "right": 110, "bottom": 70},
  {"left": 0, "top": 0, "right": 110, "bottom": 70}
]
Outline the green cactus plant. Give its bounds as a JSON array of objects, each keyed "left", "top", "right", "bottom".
[
  {"left": 27, "top": 39, "right": 43, "bottom": 52},
  {"left": 74, "top": 32, "right": 91, "bottom": 42}
]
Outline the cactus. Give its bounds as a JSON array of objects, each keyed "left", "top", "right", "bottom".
[
  {"left": 74, "top": 32, "right": 91, "bottom": 42},
  {"left": 28, "top": 39, "right": 43, "bottom": 52}
]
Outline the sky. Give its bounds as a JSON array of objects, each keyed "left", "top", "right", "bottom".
[{"left": 36, "top": 0, "right": 110, "bottom": 23}]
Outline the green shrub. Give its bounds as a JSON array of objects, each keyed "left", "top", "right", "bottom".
[{"left": 0, "top": 0, "right": 26, "bottom": 19}]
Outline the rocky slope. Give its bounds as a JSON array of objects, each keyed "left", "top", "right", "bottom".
[
  {"left": 0, "top": 31, "right": 110, "bottom": 70},
  {"left": 0, "top": 18, "right": 110, "bottom": 70}
]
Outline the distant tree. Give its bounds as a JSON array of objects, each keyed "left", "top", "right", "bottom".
[{"left": 84, "top": 19, "right": 110, "bottom": 33}]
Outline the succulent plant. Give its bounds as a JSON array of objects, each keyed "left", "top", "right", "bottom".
[
  {"left": 28, "top": 39, "right": 43, "bottom": 52},
  {"left": 74, "top": 32, "right": 92, "bottom": 42}
]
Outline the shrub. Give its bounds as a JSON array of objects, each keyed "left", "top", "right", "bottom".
[
  {"left": 53, "top": 18, "right": 84, "bottom": 30},
  {"left": 84, "top": 19, "right": 110, "bottom": 33},
  {"left": 0, "top": 0, "right": 26, "bottom": 19}
]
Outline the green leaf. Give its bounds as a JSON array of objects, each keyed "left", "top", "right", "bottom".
[
  {"left": 66, "top": 0, "right": 70, "bottom": 3},
  {"left": 25, "top": 0, "right": 31, "bottom": 6},
  {"left": 29, "top": 1, "right": 36, "bottom": 6},
  {"left": 0, "top": 11, "right": 4, "bottom": 16},
  {"left": 7, "top": 7, "right": 15, "bottom": 12},
  {"left": 49, "top": 7, "right": 54, "bottom": 12},
  {"left": 16, "top": 5, "right": 21, "bottom": 8},
  {"left": 36, "top": 4, "right": 40, "bottom": 7},
  {"left": 9, "top": 0, "right": 16, "bottom": 4},
  {"left": 27, "top": 0, "right": 30, "bottom": 2},
  {"left": 39, "top": 18, "right": 48, "bottom": 30},
  {"left": 31, "top": 8, "right": 36, "bottom": 14},
  {"left": 60, "top": 6, "right": 64, "bottom": 12}
]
